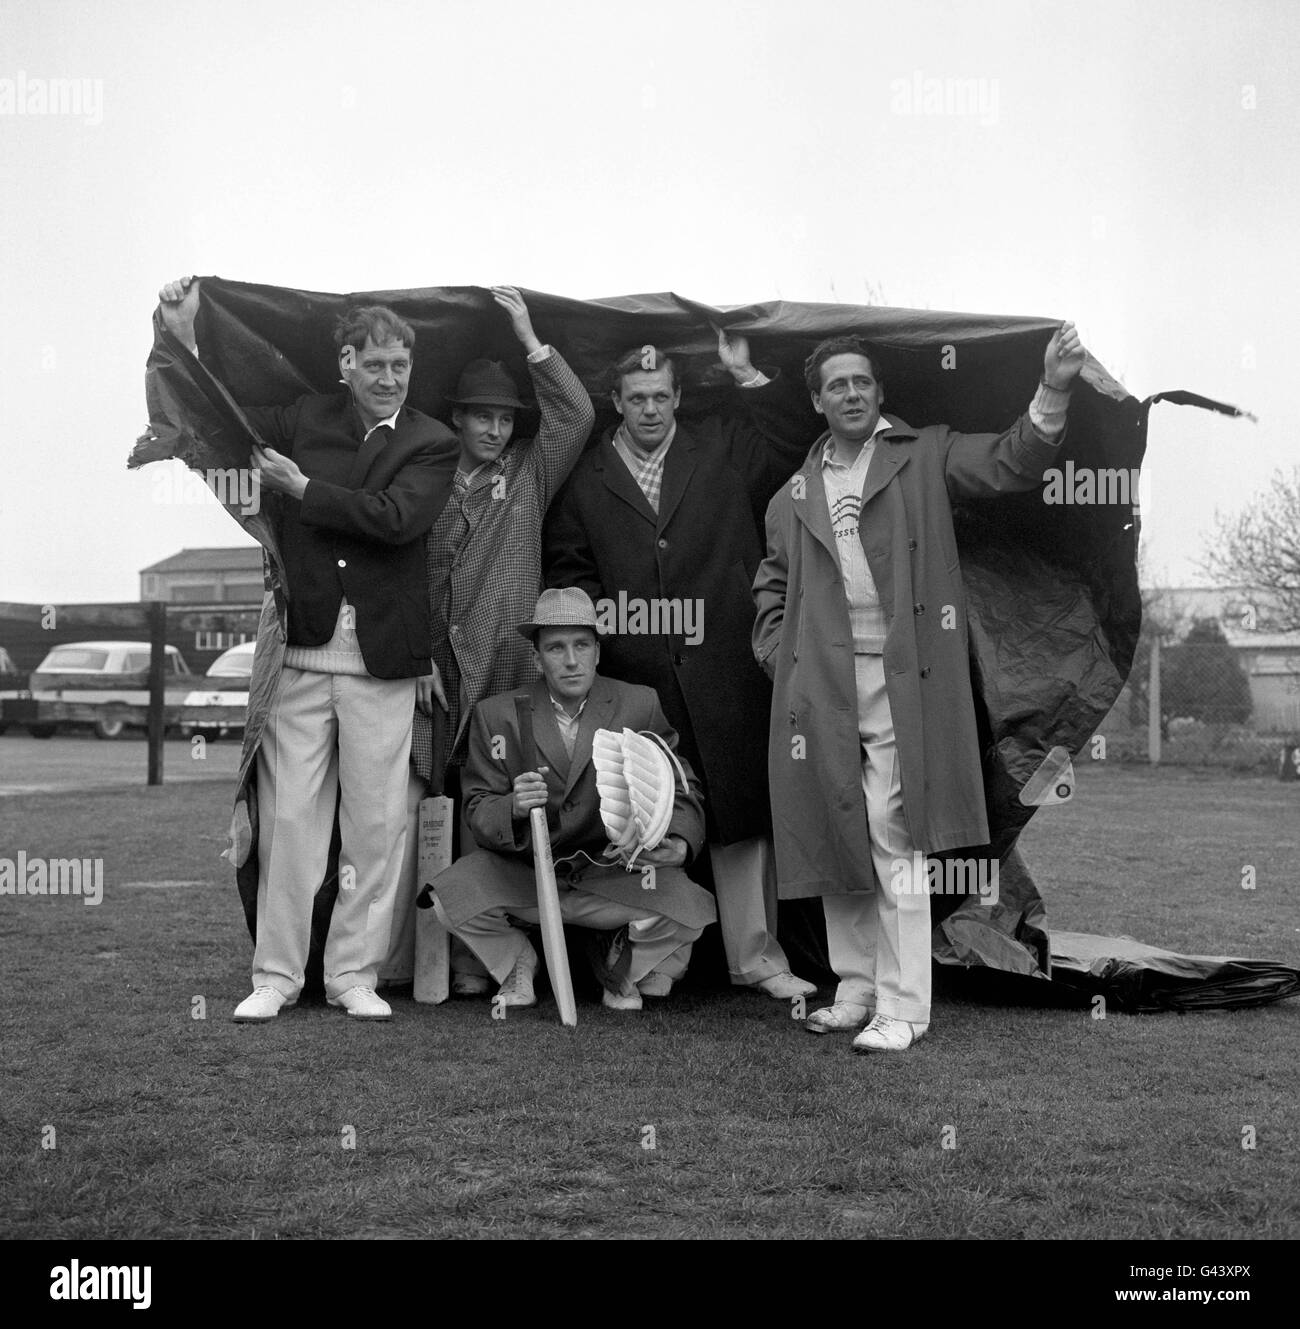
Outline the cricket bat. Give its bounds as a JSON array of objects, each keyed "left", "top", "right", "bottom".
[
  {"left": 515, "top": 693, "right": 577, "bottom": 1027},
  {"left": 413, "top": 703, "right": 454, "bottom": 1004}
]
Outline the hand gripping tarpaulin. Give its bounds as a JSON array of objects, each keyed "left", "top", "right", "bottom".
[{"left": 131, "top": 278, "right": 1295, "bottom": 1010}]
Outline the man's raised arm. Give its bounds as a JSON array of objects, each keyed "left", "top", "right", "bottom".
[
  {"left": 715, "top": 327, "right": 816, "bottom": 494},
  {"left": 943, "top": 320, "right": 1087, "bottom": 499},
  {"left": 158, "top": 275, "right": 200, "bottom": 355}
]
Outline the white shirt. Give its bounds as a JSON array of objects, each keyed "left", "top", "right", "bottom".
[
  {"left": 820, "top": 419, "right": 894, "bottom": 654},
  {"left": 363, "top": 408, "right": 401, "bottom": 441},
  {"left": 549, "top": 691, "right": 588, "bottom": 758}
]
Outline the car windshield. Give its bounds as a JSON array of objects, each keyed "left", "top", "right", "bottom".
[
  {"left": 206, "top": 648, "right": 254, "bottom": 678},
  {"left": 39, "top": 648, "right": 111, "bottom": 670}
]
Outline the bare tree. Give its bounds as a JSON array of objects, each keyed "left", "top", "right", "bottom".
[{"left": 1202, "top": 467, "right": 1300, "bottom": 631}]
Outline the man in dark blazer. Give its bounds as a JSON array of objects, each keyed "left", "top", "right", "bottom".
[
  {"left": 426, "top": 588, "right": 716, "bottom": 1011},
  {"left": 543, "top": 339, "right": 815, "bottom": 998},
  {"left": 158, "top": 276, "right": 458, "bottom": 1023}
]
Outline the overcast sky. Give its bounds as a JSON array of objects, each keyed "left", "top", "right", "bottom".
[{"left": 1, "top": 0, "right": 1294, "bottom": 605}]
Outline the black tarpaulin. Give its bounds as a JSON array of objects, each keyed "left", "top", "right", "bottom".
[
  {"left": 132, "top": 278, "right": 1293, "bottom": 1011},
  {"left": 1048, "top": 932, "right": 1300, "bottom": 1012}
]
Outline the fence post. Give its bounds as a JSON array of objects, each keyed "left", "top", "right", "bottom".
[
  {"left": 1147, "top": 634, "right": 1162, "bottom": 765},
  {"left": 147, "top": 601, "right": 166, "bottom": 786}
]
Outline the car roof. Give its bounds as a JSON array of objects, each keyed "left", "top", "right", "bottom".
[{"left": 46, "top": 641, "right": 181, "bottom": 652}]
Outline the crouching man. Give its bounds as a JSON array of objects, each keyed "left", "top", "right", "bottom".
[{"left": 423, "top": 588, "right": 717, "bottom": 1011}]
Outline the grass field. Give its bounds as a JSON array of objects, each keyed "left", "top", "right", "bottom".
[{"left": 1, "top": 763, "right": 1297, "bottom": 1240}]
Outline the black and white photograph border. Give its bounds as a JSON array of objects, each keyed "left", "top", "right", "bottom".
[{"left": 0, "top": 0, "right": 1295, "bottom": 1301}]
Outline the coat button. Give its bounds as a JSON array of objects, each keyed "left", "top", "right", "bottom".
[
  {"left": 789, "top": 711, "right": 797, "bottom": 724},
  {"left": 337, "top": 559, "right": 347, "bottom": 568},
  {"left": 674, "top": 654, "right": 685, "bottom": 666},
  {"left": 908, "top": 540, "right": 918, "bottom": 551},
  {"left": 914, "top": 603, "right": 925, "bottom": 615},
  {"left": 920, "top": 667, "right": 931, "bottom": 678},
  {"left": 657, "top": 538, "right": 668, "bottom": 549}
]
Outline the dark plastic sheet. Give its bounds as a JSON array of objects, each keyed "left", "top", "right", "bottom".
[
  {"left": 1048, "top": 931, "right": 1300, "bottom": 1011},
  {"left": 133, "top": 279, "right": 1295, "bottom": 1009}
]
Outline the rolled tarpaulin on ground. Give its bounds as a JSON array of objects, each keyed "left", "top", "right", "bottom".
[{"left": 1047, "top": 931, "right": 1300, "bottom": 1011}]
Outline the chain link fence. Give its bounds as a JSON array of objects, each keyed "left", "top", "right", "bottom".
[{"left": 1098, "top": 638, "right": 1300, "bottom": 771}]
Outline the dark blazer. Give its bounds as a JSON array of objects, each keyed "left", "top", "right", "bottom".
[
  {"left": 542, "top": 378, "right": 810, "bottom": 843},
  {"left": 248, "top": 393, "right": 459, "bottom": 679}
]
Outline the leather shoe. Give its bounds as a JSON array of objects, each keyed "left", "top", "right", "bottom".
[
  {"left": 804, "top": 1000, "right": 869, "bottom": 1034},
  {"left": 852, "top": 1014, "right": 928, "bottom": 1052},
  {"left": 327, "top": 986, "right": 392, "bottom": 1020},
  {"left": 755, "top": 971, "right": 818, "bottom": 999},
  {"left": 452, "top": 972, "right": 492, "bottom": 996},
  {"left": 232, "top": 985, "right": 295, "bottom": 1022},
  {"left": 636, "top": 972, "right": 674, "bottom": 998}
]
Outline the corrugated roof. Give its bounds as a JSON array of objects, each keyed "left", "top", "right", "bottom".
[{"left": 140, "top": 547, "right": 264, "bottom": 575}]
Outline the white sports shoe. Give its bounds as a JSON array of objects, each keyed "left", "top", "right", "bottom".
[
  {"left": 636, "top": 972, "right": 674, "bottom": 998},
  {"left": 755, "top": 971, "right": 818, "bottom": 999},
  {"left": 496, "top": 942, "right": 539, "bottom": 1008},
  {"left": 803, "top": 1000, "right": 870, "bottom": 1034},
  {"left": 328, "top": 986, "right": 393, "bottom": 1020},
  {"left": 852, "top": 1014, "right": 929, "bottom": 1053},
  {"left": 232, "top": 986, "right": 295, "bottom": 1022}
]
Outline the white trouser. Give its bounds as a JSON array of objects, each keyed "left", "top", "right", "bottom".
[
  {"left": 822, "top": 653, "right": 931, "bottom": 1025},
  {"left": 434, "top": 887, "right": 702, "bottom": 986},
  {"left": 254, "top": 666, "right": 416, "bottom": 1001},
  {"left": 713, "top": 835, "right": 793, "bottom": 985}
]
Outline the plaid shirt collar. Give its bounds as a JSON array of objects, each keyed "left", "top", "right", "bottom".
[{"left": 612, "top": 422, "right": 676, "bottom": 513}]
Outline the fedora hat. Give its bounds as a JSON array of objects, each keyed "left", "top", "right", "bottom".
[
  {"left": 448, "top": 358, "right": 526, "bottom": 409},
  {"left": 517, "top": 587, "right": 608, "bottom": 639}
]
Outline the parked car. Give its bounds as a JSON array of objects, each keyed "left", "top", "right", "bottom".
[
  {"left": 179, "top": 641, "right": 255, "bottom": 739},
  {"left": 0, "top": 646, "right": 21, "bottom": 735},
  {"left": 26, "top": 641, "right": 192, "bottom": 739}
]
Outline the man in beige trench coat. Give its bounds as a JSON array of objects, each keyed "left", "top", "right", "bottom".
[{"left": 752, "top": 323, "right": 1085, "bottom": 1052}]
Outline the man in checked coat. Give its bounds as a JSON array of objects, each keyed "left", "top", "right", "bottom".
[
  {"left": 382, "top": 287, "right": 595, "bottom": 988},
  {"left": 542, "top": 334, "right": 815, "bottom": 997}
]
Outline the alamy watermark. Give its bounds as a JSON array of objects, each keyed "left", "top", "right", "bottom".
[
  {"left": 890, "top": 852, "right": 999, "bottom": 906},
  {"left": 1, "top": 853, "right": 103, "bottom": 906},
  {"left": 50, "top": 1261, "right": 150, "bottom": 1309},
  {"left": 890, "top": 72, "right": 1000, "bottom": 126},
  {"left": 595, "top": 593, "right": 703, "bottom": 645},
  {"left": 1042, "top": 460, "right": 1146, "bottom": 508},
  {"left": 0, "top": 72, "right": 103, "bottom": 126},
  {"left": 152, "top": 465, "right": 261, "bottom": 516}
]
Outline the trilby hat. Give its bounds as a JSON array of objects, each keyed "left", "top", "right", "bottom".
[
  {"left": 448, "top": 358, "right": 526, "bottom": 409},
  {"left": 517, "top": 586, "right": 609, "bottom": 639}
]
